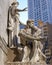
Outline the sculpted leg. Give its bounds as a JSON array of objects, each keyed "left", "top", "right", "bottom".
[
  {"left": 22, "top": 46, "right": 30, "bottom": 62},
  {"left": 31, "top": 40, "right": 40, "bottom": 62}
]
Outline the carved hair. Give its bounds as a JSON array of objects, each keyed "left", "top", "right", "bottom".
[
  {"left": 27, "top": 19, "right": 34, "bottom": 25},
  {"left": 11, "top": 2, "right": 19, "bottom": 5}
]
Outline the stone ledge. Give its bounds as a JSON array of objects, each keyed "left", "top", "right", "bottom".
[{"left": 7, "top": 62, "right": 47, "bottom": 65}]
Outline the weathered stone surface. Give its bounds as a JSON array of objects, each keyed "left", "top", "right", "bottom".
[
  {"left": 0, "top": 48, "right": 7, "bottom": 65},
  {"left": 0, "top": 36, "right": 8, "bottom": 65},
  {"left": 7, "top": 62, "right": 47, "bottom": 65},
  {"left": 0, "top": 0, "right": 16, "bottom": 65}
]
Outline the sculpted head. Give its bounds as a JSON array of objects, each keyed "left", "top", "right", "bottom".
[
  {"left": 11, "top": 2, "right": 19, "bottom": 7},
  {"left": 27, "top": 19, "right": 34, "bottom": 27}
]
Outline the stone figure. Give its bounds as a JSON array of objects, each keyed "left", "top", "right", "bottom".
[
  {"left": 19, "top": 19, "right": 46, "bottom": 64},
  {"left": 26, "top": 20, "right": 46, "bottom": 62},
  {"left": 18, "top": 20, "right": 34, "bottom": 62},
  {"left": 7, "top": 2, "right": 27, "bottom": 48},
  {"left": 19, "top": 20, "right": 43, "bottom": 61}
]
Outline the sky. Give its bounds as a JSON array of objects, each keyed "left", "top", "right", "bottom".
[{"left": 17, "top": 0, "right": 28, "bottom": 24}]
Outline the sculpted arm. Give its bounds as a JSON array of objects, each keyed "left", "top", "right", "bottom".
[
  {"left": 18, "top": 29, "right": 35, "bottom": 40},
  {"left": 19, "top": 29, "right": 44, "bottom": 41},
  {"left": 19, "top": 29, "right": 45, "bottom": 41},
  {"left": 38, "top": 48, "right": 46, "bottom": 58},
  {"left": 33, "top": 26, "right": 42, "bottom": 36},
  {"left": 15, "top": 7, "right": 27, "bottom": 12}
]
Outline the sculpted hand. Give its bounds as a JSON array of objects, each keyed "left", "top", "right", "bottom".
[{"left": 23, "top": 7, "right": 28, "bottom": 11}]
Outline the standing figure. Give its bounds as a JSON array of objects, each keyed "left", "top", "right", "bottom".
[{"left": 7, "top": 2, "right": 27, "bottom": 48}]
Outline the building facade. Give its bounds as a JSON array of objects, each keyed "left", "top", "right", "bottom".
[
  {"left": 0, "top": 0, "right": 17, "bottom": 65},
  {"left": 28, "top": 0, "right": 52, "bottom": 25},
  {"left": 28, "top": 1, "right": 52, "bottom": 64}
]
